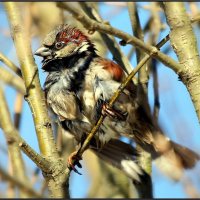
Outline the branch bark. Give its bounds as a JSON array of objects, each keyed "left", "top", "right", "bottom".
[
  {"left": 163, "top": 2, "right": 200, "bottom": 123},
  {"left": 4, "top": 2, "right": 70, "bottom": 197}
]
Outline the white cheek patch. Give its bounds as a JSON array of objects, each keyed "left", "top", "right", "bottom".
[{"left": 77, "top": 42, "right": 90, "bottom": 53}]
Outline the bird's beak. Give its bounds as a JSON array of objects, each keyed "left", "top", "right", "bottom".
[{"left": 34, "top": 46, "right": 52, "bottom": 57}]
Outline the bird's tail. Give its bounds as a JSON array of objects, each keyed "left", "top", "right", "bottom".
[
  {"left": 90, "top": 138, "right": 146, "bottom": 183},
  {"left": 91, "top": 136, "right": 200, "bottom": 182},
  {"left": 152, "top": 135, "right": 200, "bottom": 180}
]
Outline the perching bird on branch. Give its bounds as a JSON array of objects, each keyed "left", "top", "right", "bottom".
[{"left": 35, "top": 24, "right": 199, "bottom": 181}]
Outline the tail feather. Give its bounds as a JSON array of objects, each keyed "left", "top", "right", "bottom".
[
  {"left": 135, "top": 105, "right": 200, "bottom": 179},
  {"left": 154, "top": 140, "right": 200, "bottom": 181},
  {"left": 172, "top": 141, "right": 200, "bottom": 169},
  {"left": 90, "top": 137, "right": 200, "bottom": 181},
  {"left": 91, "top": 139, "right": 144, "bottom": 183}
]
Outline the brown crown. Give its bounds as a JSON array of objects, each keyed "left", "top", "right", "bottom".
[{"left": 56, "top": 25, "right": 89, "bottom": 45}]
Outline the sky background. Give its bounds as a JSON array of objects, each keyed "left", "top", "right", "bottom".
[{"left": 0, "top": 2, "right": 200, "bottom": 198}]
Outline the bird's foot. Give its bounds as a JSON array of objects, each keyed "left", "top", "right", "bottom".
[
  {"left": 67, "top": 151, "right": 82, "bottom": 175},
  {"left": 102, "top": 103, "right": 127, "bottom": 121}
]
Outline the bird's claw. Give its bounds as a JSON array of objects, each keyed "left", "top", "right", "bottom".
[
  {"left": 102, "top": 103, "right": 127, "bottom": 121},
  {"left": 67, "top": 151, "right": 82, "bottom": 175}
]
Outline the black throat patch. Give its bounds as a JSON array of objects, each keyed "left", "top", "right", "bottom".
[{"left": 43, "top": 52, "right": 97, "bottom": 94}]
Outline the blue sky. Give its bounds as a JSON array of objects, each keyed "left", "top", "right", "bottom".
[{"left": 0, "top": 2, "right": 200, "bottom": 198}]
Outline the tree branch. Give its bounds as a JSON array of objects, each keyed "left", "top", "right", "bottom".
[
  {"left": 0, "top": 67, "right": 25, "bottom": 94},
  {"left": 13, "top": 92, "right": 23, "bottom": 129},
  {"left": 0, "top": 166, "right": 43, "bottom": 198},
  {"left": 0, "top": 86, "right": 33, "bottom": 198},
  {"left": 0, "top": 52, "right": 21, "bottom": 77},
  {"left": 128, "top": 3, "right": 152, "bottom": 198},
  {"left": 0, "top": 86, "right": 51, "bottom": 173},
  {"left": 79, "top": 2, "right": 134, "bottom": 76},
  {"left": 4, "top": 2, "right": 57, "bottom": 158},
  {"left": 163, "top": 2, "right": 200, "bottom": 123},
  {"left": 58, "top": 2, "right": 182, "bottom": 73},
  {"left": 4, "top": 2, "right": 70, "bottom": 197}
]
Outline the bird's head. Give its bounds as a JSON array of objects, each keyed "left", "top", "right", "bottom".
[{"left": 34, "top": 24, "right": 95, "bottom": 70}]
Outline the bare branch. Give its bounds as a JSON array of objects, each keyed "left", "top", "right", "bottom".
[
  {"left": 4, "top": 2, "right": 58, "bottom": 159},
  {"left": 4, "top": 3, "right": 70, "bottom": 197},
  {"left": 163, "top": 2, "right": 200, "bottom": 123},
  {"left": 58, "top": 2, "right": 182, "bottom": 73},
  {"left": 0, "top": 86, "right": 50, "bottom": 172},
  {"left": 128, "top": 3, "right": 152, "bottom": 198},
  {"left": 0, "top": 52, "right": 21, "bottom": 77},
  {"left": 0, "top": 86, "right": 34, "bottom": 198},
  {"left": 13, "top": 92, "right": 23, "bottom": 129},
  {"left": 79, "top": 2, "right": 134, "bottom": 75},
  {"left": 0, "top": 67, "right": 25, "bottom": 94},
  {"left": 0, "top": 166, "right": 43, "bottom": 198}
]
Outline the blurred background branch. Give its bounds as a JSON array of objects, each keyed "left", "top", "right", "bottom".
[{"left": 127, "top": 2, "right": 152, "bottom": 198}]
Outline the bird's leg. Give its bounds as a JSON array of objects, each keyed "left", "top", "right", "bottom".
[
  {"left": 67, "top": 151, "right": 82, "bottom": 175},
  {"left": 102, "top": 102, "right": 128, "bottom": 121}
]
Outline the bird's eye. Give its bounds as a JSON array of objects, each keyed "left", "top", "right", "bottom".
[{"left": 55, "top": 42, "right": 64, "bottom": 49}]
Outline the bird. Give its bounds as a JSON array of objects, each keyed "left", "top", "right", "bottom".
[{"left": 35, "top": 24, "right": 199, "bottom": 181}]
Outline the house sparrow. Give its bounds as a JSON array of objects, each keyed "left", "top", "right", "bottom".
[{"left": 35, "top": 25, "right": 199, "bottom": 181}]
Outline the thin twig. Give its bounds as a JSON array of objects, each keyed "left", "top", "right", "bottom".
[
  {"left": 148, "top": 2, "right": 163, "bottom": 122},
  {"left": 0, "top": 86, "right": 51, "bottom": 173},
  {"left": 0, "top": 52, "right": 22, "bottom": 77},
  {"left": 128, "top": 3, "right": 152, "bottom": 198},
  {"left": 0, "top": 166, "right": 43, "bottom": 198},
  {"left": 79, "top": 2, "right": 134, "bottom": 75},
  {"left": 0, "top": 67, "right": 25, "bottom": 94},
  {"left": 19, "top": 142, "right": 51, "bottom": 173},
  {"left": 152, "top": 60, "right": 160, "bottom": 122},
  {"left": 14, "top": 92, "right": 24, "bottom": 129},
  {"left": 128, "top": 2, "right": 149, "bottom": 104},
  {"left": 75, "top": 34, "right": 170, "bottom": 160},
  {"left": 127, "top": 46, "right": 135, "bottom": 61},
  {"left": 7, "top": 158, "right": 15, "bottom": 198},
  {"left": 0, "top": 86, "right": 37, "bottom": 197},
  {"left": 58, "top": 2, "right": 181, "bottom": 73}
]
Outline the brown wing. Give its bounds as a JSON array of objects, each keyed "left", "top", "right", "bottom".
[
  {"left": 100, "top": 58, "right": 137, "bottom": 94},
  {"left": 100, "top": 58, "right": 125, "bottom": 82}
]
